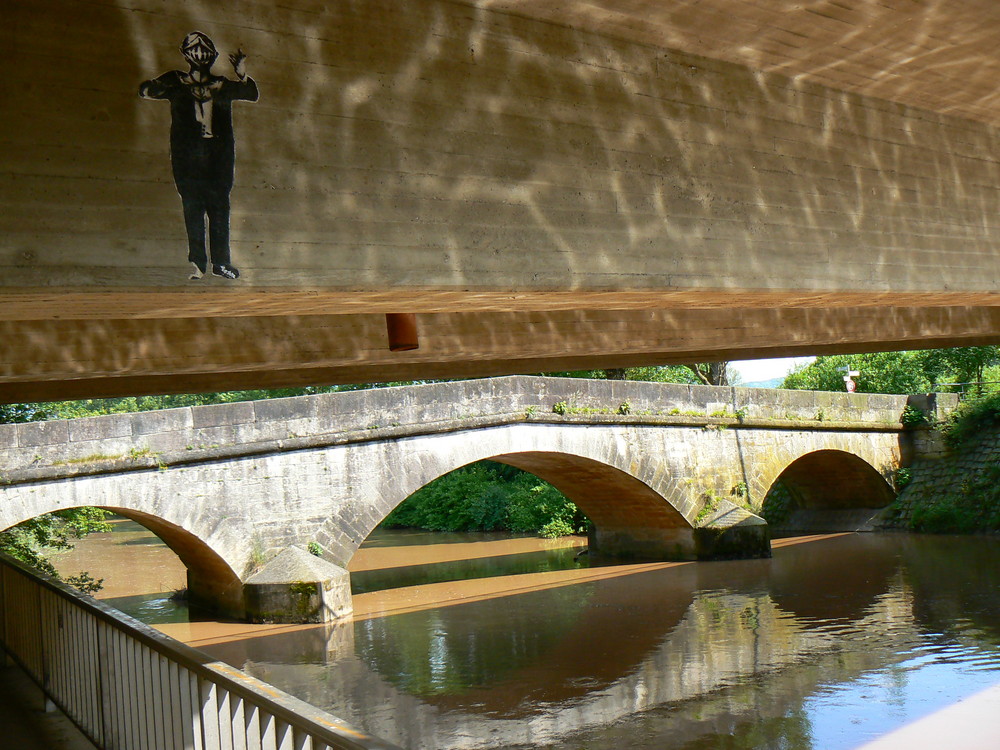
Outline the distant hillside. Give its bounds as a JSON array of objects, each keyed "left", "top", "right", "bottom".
[{"left": 742, "top": 377, "right": 783, "bottom": 389}]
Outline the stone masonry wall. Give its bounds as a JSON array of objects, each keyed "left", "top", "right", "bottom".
[
  {"left": 0, "top": 377, "right": 912, "bottom": 474},
  {"left": 891, "top": 425, "right": 1000, "bottom": 527}
]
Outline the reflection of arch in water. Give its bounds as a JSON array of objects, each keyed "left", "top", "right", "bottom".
[
  {"left": 762, "top": 449, "right": 896, "bottom": 532},
  {"left": 352, "top": 563, "right": 698, "bottom": 716},
  {"left": 1, "top": 506, "right": 244, "bottom": 618},
  {"left": 209, "top": 546, "right": 920, "bottom": 750},
  {"left": 763, "top": 534, "right": 900, "bottom": 623},
  {"left": 208, "top": 561, "right": 698, "bottom": 719}
]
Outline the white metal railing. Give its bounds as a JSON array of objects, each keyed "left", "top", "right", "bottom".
[{"left": 0, "top": 553, "right": 400, "bottom": 750}]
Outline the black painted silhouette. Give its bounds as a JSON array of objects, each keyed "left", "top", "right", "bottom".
[{"left": 140, "top": 32, "right": 258, "bottom": 280}]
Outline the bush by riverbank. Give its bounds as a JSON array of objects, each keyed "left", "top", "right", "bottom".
[
  {"left": 894, "top": 394, "right": 1000, "bottom": 534},
  {"left": 382, "top": 461, "right": 589, "bottom": 538}
]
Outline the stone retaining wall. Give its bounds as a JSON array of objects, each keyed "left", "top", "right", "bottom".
[{"left": 891, "top": 425, "right": 1000, "bottom": 527}]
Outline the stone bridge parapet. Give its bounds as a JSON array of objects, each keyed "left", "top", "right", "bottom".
[{"left": 0, "top": 376, "right": 921, "bottom": 474}]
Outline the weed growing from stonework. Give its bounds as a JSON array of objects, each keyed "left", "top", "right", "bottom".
[
  {"left": 900, "top": 404, "right": 929, "bottom": 428},
  {"left": 695, "top": 492, "right": 721, "bottom": 524}
]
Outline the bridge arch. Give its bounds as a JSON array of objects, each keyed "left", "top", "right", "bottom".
[
  {"left": 322, "top": 423, "right": 701, "bottom": 565},
  {"left": 493, "top": 451, "right": 688, "bottom": 532},
  {"left": 0, "top": 504, "right": 244, "bottom": 619},
  {"left": 762, "top": 449, "right": 896, "bottom": 532}
]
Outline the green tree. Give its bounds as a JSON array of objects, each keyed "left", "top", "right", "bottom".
[
  {"left": 543, "top": 364, "right": 721, "bottom": 385},
  {"left": 0, "top": 508, "right": 112, "bottom": 593},
  {"left": 1, "top": 404, "right": 116, "bottom": 592},
  {"left": 685, "top": 361, "right": 733, "bottom": 386},
  {"left": 782, "top": 352, "right": 931, "bottom": 394},
  {"left": 0, "top": 403, "right": 53, "bottom": 423},
  {"left": 383, "top": 461, "right": 588, "bottom": 537},
  {"left": 918, "top": 346, "right": 999, "bottom": 391},
  {"left": 781, "top": 348, "right": 1000, "bottom": 395}
]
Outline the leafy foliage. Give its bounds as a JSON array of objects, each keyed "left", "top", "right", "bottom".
[
  {"left": 5, "top": 382, "right": 454, "bottom": 423},
  {"left": 0, "top": 508, "right": 112, "bottom": 592},
  {"left": 919, "top": 346, "right": 999, "bottom": 389},
  {"left": 781, "top": 352, "right": 931, "bottom": 394},
  {"left": 900, "top": 405, "right": 929, "bottom": 427},
  {"left": 938, "top": 391, "right": 1000, "bottom": 448},
  {"left": 0, "top": 403, "right": 54, "bottom": 423},
  {"left": 0, "top": 407, "right": 121, "bottom": 592},
  {"left": 910, "top": 465, "right": 1000, "bottom": 534},
  {"left": 382, "top": 461, "right": 588, "bottom": 537},
  {"left": 539, "top": 365, "right": 726, "bottom": 385},
  {"left": 781, "top": 347, "right": 1000, "bottom": 395}
]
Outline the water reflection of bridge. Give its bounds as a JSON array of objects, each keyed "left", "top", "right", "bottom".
[{"left": 197, "top": 535, "right": 926, "bottom": 749}]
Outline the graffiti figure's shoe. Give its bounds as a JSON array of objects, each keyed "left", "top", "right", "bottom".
[
  {"left": 212, "top": 264, "right": 240, "bottom": 280},
  {"left": 189, "top": 262, "right": 206, "bottom": 280}
]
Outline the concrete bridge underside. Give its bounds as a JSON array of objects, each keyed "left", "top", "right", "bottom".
[
  {"left": 5, "top": 1, "right": 1000, "bottom": 401},
  {"left": 0, "top": 379, "right": 920, "bottom": 620}
]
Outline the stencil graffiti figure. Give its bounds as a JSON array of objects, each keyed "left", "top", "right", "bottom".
[{"left": 140, "top": 32, "right": 258, "bottom": 280}]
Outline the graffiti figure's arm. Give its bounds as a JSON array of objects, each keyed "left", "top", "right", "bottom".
[
  {"left": 139, "top": 71, "right": 180, "bottom": 100},
  {"left": 227, "top": 49, "right": 260, "bottom": 102}
]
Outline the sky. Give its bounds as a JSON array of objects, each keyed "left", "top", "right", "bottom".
[{"left": 729, "top": 357, "right": 815, "bottom": 385}]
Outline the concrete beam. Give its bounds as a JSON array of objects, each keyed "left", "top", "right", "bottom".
[
  {"left": 3, "top": 305, "right": 999, "bottom": 402},
  {"left": 5, "top": 1, "right": 1000, "bottom": 397}
]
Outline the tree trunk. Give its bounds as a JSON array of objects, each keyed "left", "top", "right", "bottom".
[{"left": 687, "top": 362, "right": 729, "bottom": 386}]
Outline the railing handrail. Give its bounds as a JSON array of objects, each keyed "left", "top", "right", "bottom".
[
  {"left": 930, "top": 381, "right": 1000, "bottom": 399},
  {"left": 0, "top": 551, "right": 401, "bottom": 750}
]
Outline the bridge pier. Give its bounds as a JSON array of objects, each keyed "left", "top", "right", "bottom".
[
  {"left": 589, "top": 527, "right": 698, "bottom": 561},
  {"left": 243, "top": 547, "right": 353, "bottom": 624},
  {"left": 187, "top": 574, "right": 247, "bottom": 622},
  {"left": 590, "top": 500, "right": 771, "bottom": 562}
]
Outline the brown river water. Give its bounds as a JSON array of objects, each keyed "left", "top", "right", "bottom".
[{"left": 55, "top": 519, "right": 1000, "bottom": 749}]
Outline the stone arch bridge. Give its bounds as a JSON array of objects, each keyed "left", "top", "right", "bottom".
[{"left": 0, "top": 378, "right": 944, "bottom": 621}]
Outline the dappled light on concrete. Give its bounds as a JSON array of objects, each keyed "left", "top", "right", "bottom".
[{"left": 4, "top": 2, "right": 1000, "bottom": 398}]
